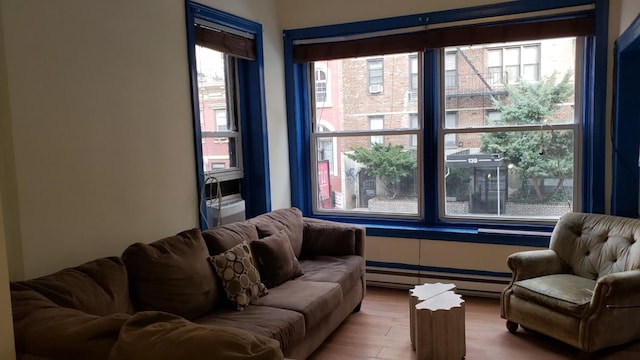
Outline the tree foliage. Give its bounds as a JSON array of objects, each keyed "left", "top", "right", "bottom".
[
  {"left": 480, "top": 73, "right": 574, "bottom": 202},
  {"left": 346, "top": 143, "right": 416, "bottom": 198}
]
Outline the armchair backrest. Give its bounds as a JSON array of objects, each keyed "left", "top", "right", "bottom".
[{"left": 549, "top": 212, "right": 640, "bottom": 279}]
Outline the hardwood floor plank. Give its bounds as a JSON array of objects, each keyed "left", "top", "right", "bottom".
[{"left": 308, "top": 286, "right": 640, "bottom": 360}]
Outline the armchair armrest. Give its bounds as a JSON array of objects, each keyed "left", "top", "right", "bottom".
[
  {"left": 301, "top": 217, "right": 365, "bottom": 258},
  {"left": 507, "top": 249, "right": 569, "bottom": 282},
  {"left": 591, "top": 270, "right": 640, "bottom": 310}
]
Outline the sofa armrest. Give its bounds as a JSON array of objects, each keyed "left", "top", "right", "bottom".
[
  {"left": 591, "top": 270, "right": 640, "bottom": 310},
  {"left": 507, "top": 249, "right": 568, "bottom": 282},
  {"left": 11, "top": 288, "right": 130, "bottom": 360},
  {"left": 302, "top": 217, "right": 366, "bottom": 258}
]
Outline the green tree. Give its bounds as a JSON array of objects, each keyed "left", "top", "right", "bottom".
[
  {"left": 346, "top": 143, "right": 416, "bottom": 199},
  {"left": 480, "top": 73, "right": 574, "bottom": 202}
]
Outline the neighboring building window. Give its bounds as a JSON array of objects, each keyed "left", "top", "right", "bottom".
[
  {"left": 445, "top": 51, "right": 457, "bottom": 89},
  {"left": 368, "top": 58, "right": 384, "bottom": 93},
  {"left": 315, "top": 68, "right": 328, "bottom": 104},
  {"left": 369, "top": 116, "right": 384, "bottom": 145},
  {"left": 444, "top": 111, "right": 458, "bottom": 148},
  {"left": 409, "top": 55, "right": 418, "bottom": 100},
  {"left": 317, "top": 123, "right": 335, "bottom": 174},
  {"left": 215, "top": 109, "right": 228, "bottom": 131},
  {"left": 488, "top": 44, "right": 541, "bottom": 85},
  {"left": 410, "top": 113, "right": 419, "bottom": 148}
]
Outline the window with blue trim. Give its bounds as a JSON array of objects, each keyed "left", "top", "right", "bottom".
[
  {"left": 285, "top": 1, "right": 607, "bottom": 238},
  {"left": 186, "top": 2, "right": 271, "bottom": 228}
]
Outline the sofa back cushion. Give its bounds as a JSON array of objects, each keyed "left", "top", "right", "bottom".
[
  {"left": 11, "top": 256, "right": 133, "bottom": 316},
  {"left": 202, "top": 222, "right": 259, "bottom": 255},
  {"left": 248, "top": 208, "right": 304, "bottom": 258},
  {"left": 121, "top": 228, "right": 220, "bottom": 320},
  {"left": 550, "top": 212, "right": 640, "bottom": 279},
  {"left": 250, "top": 230, "right": 304, "bottom": 288}
]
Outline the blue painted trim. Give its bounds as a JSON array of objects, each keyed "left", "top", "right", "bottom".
[
  {"left": 366, "top": 260, "right": 512, "bottom": 279},
  {"left": 582, "top": 0, "right": 608, "bottom": 214},
  {"left": 283, "top": 0, "right": 602, "bottom": 247},
  {"left": 611, "top": 14, "right": 640, "bottom": 217},
  {"left": 186, "top": 1, "right": 271, "bottom": 226},
  {"left": 423, "top": 50, "right": 439, "bottom": 224},
  {"left": 185, "top": 3, "right": 208, "bottom": 230},
  {"left": 284, "top": 0, "right": 594, "bottom": 40}
]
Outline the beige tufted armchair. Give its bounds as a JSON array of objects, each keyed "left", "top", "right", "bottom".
[{"left": 501, "top": 212, "right": 640, "bottom": 352}]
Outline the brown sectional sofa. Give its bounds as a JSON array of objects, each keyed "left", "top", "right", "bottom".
[{"left": 10, "top": 208, "right": 366, "bottom": 360}]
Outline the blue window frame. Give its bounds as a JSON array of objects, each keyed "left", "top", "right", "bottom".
[
  {"left": 186, "top": 2, "right": 271, "bottom": 228},
  {"left": 612, "top": 13, "right": 640, "bottom": 218},
  {"left": 284, "top": 0, "right": 608, "bottom": 247}
]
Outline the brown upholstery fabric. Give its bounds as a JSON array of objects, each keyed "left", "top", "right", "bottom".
[
  {"left": 202, "top": 222, "right": 259, "bottom": 255},
  {"left": 195, "top": 305, "right": 306, "bottom": 353},
  {"left": 210, "top": 242, "right": 268, "bottom": 311},
  {"left": 11, "top": 288, "right": 130, "bottom": 360},
  {"left": 11, "top": 257, "right": 133, "bottom": 316},
  {"left": 302, "top": 223, "right": 356, "bottom": 257},
  {"left": 121, "top": 228, "right": 220, "bottom": 320},
  {"left": 298, "top": 255, "right": 363, "bottom": 294},
  {"left": 250, "top": 231, "right": 303, "bottom": 288},
  {"left": 108, "top": 311, "right": 283, "bottom": 360},
  {"left": 248, "top": 208, "right": 304, "bottom": 258},
  {"left": 252, "top": 280, "right": 343, "bottom": 330},
  {"left": 513, "top": 274, "right": 595, "bottom": 317}
]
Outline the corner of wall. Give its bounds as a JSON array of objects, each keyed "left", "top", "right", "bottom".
[{"left": 0, "top": 0, "right": 24, "bottom": 281}]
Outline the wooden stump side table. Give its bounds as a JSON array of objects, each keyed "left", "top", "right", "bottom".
[
  {"left": 415, "top": 291, "right": 465, "bottom": 360},
  {"left": 409, "top": 282, "right": 456, "bottom": 350}
]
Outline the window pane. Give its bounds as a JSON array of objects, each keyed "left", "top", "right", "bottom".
[
  {"left": 201, "top": 136, "right": 240, "bottom": 171},
  {"left": 446, "top": 40, "right": 576, "bottom": 128},
  {"left": 195, "top": 46, "right": 240, "bottom": 175},
  {"left": 443, "top": 130, "right": 574, "bottom": 220},
  {"left": 311, "top": 53, "right": 420, "bottom": 216},
  {"left": 314, "top": 135, "right": 419, "bottom": 215},
  {"left": 442, "top": 38, "right": 579, "bottom": 221}
]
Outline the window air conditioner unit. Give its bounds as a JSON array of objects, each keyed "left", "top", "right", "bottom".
[
  {"left": 369, "top": 84, "right": 383, "bottom": 94},
  {"left": 206, "top": 195, "right": 246, "bottom": 228}
]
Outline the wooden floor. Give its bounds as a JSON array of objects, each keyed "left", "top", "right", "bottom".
[{"left": 309, "top": 286, "right": 640, "bottom": 360}]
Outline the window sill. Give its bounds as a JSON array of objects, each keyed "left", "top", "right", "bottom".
[{"left": 311, "top": 215, "right": 552, "bottom": 247}]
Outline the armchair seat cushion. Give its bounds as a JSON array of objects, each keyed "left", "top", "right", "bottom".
[{"left": 513, "top": 274, "right": 596, "bottom": 317}]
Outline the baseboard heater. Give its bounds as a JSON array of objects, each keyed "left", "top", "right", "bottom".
[{"left": 365, "top": 264, "right": 510, "bottom": 298}]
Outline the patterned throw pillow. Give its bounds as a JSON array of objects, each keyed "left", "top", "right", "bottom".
[{"left": 209, "top": 241, "right": 268, "bottom": 310}]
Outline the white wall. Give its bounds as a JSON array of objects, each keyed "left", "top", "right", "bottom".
[
  {"left": 276, "top": 0, "right": 507, "bottom": 29},
  {"left": 0, "top": 0, "right": 287, "bottom": 280},
  {"left": 619, "top": 0, "right": 640, "bottom": 35}
]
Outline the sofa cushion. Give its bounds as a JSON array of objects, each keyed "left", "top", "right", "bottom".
[
  {"left": 202, "top": 222, "right": 260, "bottom": 255},
  {"left": 210, "top": 241, "right": 268, "bottom": 310},
  {"left": 251, "top": 280, "right": 342, "bottom": 330},
  {"left": 248, "top": 208, "right": 304, "bottom": 258},
  {"left": 302, "top": 223, "right": 356, "bottom": 257},
  {"left": 108, "top": 311, "right": 283, "bottom": 360},
  {"left": 195, "top": 305, "right": 306, "bottom": 353},
  {"left": 298, "top": 255, "right": 364, "bottom": 294},
  {"left": 513, "top": 274, "right": 596, "bottom": 317},
  {"left": 121, "top": 228, "right": 220, "bottom": 320},
  {"left": 11, "top": 288, "right": 130, "bottom": 360},
  {"left": 250, "top": 231, "right": 304, "bottom": 288},
  {"left": 11, "top": 256, "right": 133, "bottom": 316}
]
